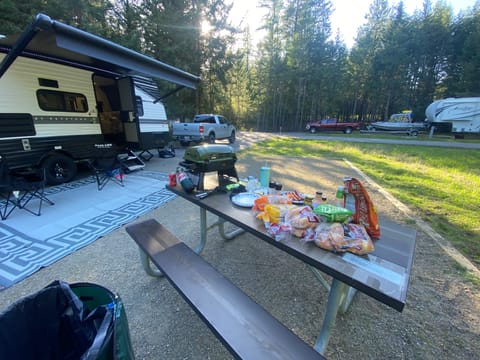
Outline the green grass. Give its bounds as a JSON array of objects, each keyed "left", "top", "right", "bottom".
[
  {"left": 305, "top": 131, "right": 480, "bottom": 142},
  {"left": 241, "top": 138, "right": 480, "bottom": 269}
]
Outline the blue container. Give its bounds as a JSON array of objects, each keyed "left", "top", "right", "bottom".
[{"left": 260, "top": 166, "right": 270, "bottom": 188}]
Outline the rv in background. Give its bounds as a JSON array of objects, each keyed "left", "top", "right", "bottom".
[
  {"left": 0, "top": 13, "right": 199, "bottom": 184},
  {"left": 425, "top": 98, "right": 480, "bottom": 134}
]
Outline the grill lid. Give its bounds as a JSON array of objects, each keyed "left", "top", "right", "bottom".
[{"left": 183, "top": 144, "right": 236, "bottom": 163}]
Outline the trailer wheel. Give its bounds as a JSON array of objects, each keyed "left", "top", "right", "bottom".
[{"left": 43, "top": 154, "right": 77, "bottom": 185}]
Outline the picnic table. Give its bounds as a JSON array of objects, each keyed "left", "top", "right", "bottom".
[{"left": 137, "top": 184, "right": 417, "bottom": 356}]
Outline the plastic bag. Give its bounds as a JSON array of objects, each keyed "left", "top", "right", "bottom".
[
  {"left": 0, "top": 280, "right": 134, "bottom": 360},
  {"left": 313, "top": 203, "right": 353, "bottom": 222},
  {"left": 343, "top": 177, "right": 380, "bottom": 239},
  {"left": 313, "top": 223, "right": 375, "bottom": 255}
]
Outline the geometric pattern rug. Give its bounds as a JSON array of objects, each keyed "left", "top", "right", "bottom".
[{"left": 0, "top": 171, "right": 176, "bottom": 290}]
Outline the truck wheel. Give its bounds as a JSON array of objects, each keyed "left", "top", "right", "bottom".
[
  {"left": 43, "top": 154, "right": 77, "bottom": 185},
  {"left": 310, "top": 128, "right": 317, "bottom": 134},
  {"left": 208, "top": 133, "right": 216, "bottom": 144},
  {"left": 228, "top": 131, "right": 236, "bottom": 144},
  {"left": 344, "top": 127, "right": 353, "bottom": 134}
]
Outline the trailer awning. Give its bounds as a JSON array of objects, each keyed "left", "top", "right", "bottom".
[{"left": 0, "top": 13, "right": 200, "bottom": 89}]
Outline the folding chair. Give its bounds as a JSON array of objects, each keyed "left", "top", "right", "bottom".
[
  {"left": 12, "top": 167, "right": 55, "bottom": 216},
  {"left": 0, "top": 155, "right": 54, "bottom": 219},
  {"left": 89, "top": 145, "right": 125, "bottom": 190}
]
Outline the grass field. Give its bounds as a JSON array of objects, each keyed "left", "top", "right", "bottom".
[{"left": 243, "top": 138, "right": 480, "bottom": 272}]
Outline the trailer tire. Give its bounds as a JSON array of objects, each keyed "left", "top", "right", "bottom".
[{"left": 43, "top": 154, "right": 77, "bottom": 185}]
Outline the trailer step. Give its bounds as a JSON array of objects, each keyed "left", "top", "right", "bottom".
[{"left": 118, "top": 150, "right": 145, "bottom": 172}]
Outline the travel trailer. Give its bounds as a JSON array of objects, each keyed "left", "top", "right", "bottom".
[
  {"left": 0, "top": 13, "right": 200, "bottom": 184},
  {"left": 425, "top": 97, "right": 480, "bottom": 134}
]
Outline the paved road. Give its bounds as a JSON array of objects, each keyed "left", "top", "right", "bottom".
[{"left": 235, "top": 131, "right": 480, "bottom": 149}]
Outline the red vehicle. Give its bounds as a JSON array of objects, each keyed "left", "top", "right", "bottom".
[{"left": 305, "top": 118, "right": 361, "bottom": 134}]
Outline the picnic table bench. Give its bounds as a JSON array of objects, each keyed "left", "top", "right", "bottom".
[{"left": 126, "top": 219, "right": 325, "bottom": 359}]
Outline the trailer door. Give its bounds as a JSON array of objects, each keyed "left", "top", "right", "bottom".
[{"left": 118, "top": 77, "right": 140, "bottom": 146}]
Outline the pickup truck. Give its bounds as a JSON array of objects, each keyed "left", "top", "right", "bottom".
[
  {"left": 305, "top": 118, "right": 361, "bottom": 134},
  {"left": 172, "top": 114, "right": 236, "bottom": 146}
]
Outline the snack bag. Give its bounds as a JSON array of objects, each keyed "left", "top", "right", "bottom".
[
  {"left": 342, "top": 223, "right": 375, "bottom": 255},
  {"left": 313, "top": 204, "right": 353, "bottom": 222},
  {"left": 256, "top": 204, "right": 297, "bottom": 224},
  {"left": 285, "top": 206, "right": 320, "bottom": 238},
  {"left": 252, "top": 194, "right": 292, "bottom": 212},
  {"left": 313, "top": 223, "right": 375, "bottom": 255},
  {"left": 343, "top": 177, "right": 380, "bottom": 239}
]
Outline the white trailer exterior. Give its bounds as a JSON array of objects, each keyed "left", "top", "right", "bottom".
[
  {"left": 425, "top": 97, "right": 480, "bottom": 134},
  {"left": 0, "top": 13, "right": 199, "bottom": 184}
]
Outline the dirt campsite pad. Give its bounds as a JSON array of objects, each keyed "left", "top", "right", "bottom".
[{"left": 0, "top": 147, "right": 479, "bottom": 359}]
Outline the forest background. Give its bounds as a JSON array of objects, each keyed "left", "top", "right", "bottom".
[{"left": 1, "top": 0, "right": 479, "bottom": 132}]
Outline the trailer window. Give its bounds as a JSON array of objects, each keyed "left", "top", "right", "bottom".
[{"left": 36, "top": 90, "right": 88, "bottom": 112}]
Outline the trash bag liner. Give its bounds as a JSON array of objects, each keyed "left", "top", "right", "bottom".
[{"left": 0, "top": 280, "right": 134, "bottom": 360}]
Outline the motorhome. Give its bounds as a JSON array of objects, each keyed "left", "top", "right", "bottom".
[
  {"left": 0, "top": 13, "right": 200, "bottom": 184},
  {"left": 425, "top": 97, "right": 480, "bottom": 134}
]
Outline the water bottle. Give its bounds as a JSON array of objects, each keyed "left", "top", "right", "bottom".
[
  {"left": 335, "top": 185, "right": 345, "bottom": 208},
  {"left": 260, "top": 166, "right": 270, "bottom": 188},
  {"left": 176, "top": 167, "right": 195, "bottom": 193}
]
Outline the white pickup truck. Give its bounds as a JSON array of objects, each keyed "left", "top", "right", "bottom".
[{"left": 172, "top": 114, "right": 236, "bottom": 146}]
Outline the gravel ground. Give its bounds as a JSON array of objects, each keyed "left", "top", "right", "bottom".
[{"left": 0, "top": 134, "right": 479, "bottom": 359}]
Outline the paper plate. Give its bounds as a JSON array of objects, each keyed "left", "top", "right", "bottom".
[{"left": 231, "top": 193, "right": 259, "bottom": 208}]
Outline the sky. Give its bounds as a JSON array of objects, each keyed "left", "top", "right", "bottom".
[{"left": 230, "top": 0, "right": 479, "bottom": 48}]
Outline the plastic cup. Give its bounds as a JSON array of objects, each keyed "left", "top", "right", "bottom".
[{"left": 260, "top": 166, "right": 270, "bottom": 188}]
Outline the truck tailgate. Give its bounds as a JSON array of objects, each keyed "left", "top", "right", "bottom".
[{"left": 173, "top": 123, "right": 200, "bottom": 137}]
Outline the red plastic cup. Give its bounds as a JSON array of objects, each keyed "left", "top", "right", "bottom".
[{"left": 168, "top": 173, "right": 177, "bottom": 186}]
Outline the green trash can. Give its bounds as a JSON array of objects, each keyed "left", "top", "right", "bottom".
[{"left": 0, "top": 280, "right": 135, "bottom": 360}]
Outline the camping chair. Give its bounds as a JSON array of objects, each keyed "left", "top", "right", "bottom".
[
  {"left": 90, "top": 146, "right": 125, "bottom": 190},
  {"left": 12, "top": 167, "right": 55, "bottom": 216},
  {"left": 0, "top": 155, "right": 54, "bottom": 219}
]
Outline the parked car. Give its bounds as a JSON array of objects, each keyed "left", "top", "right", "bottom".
[
  {"left": 305, "top": 118, "right": 361, "bottom": 134},
  {"left": 172, "top": 114, "right": 236, "bottom": 146}
]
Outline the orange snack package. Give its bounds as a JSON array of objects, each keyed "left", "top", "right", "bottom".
[{"left": 343, "top": 177, "right": 380, "bottom": 239}]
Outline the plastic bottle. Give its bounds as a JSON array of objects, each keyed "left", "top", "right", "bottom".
[
  {"left": 176, "top": 167, "right": 195, "bottom": 193},
  {"left": 260, "top": 166, "right": 270, "bottom": 188},
  {"left": 335, "top": 185, "right": 345, "bottom": 208},
  {"left": 246, "top": 176, "right": 257, "bottom": 192},
  {"left": 311, "top": 191, "right": 323, "bottom": 209}
]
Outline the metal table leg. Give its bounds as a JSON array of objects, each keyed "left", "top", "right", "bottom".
[
  {"left": 314, "top": 279, "right": 352, "bottom": 355},
  {"left": 218, "top": 218, "right": 245, "bottom": 240},
  {"left": 139, "top": 208, "right": 244, "bottom": 276}
]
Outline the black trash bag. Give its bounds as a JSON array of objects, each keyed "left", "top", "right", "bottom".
[{"left": 0, "top": 280, "right": 134, "bottom": 360}]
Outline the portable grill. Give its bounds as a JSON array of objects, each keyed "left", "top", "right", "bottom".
[{"left": 179, "top": 144, "right": 238, "bottom": 190}]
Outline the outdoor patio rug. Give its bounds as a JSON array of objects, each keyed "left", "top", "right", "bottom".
[{"left": 0, "top": 171, "right": 175, "bottom": 289}]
